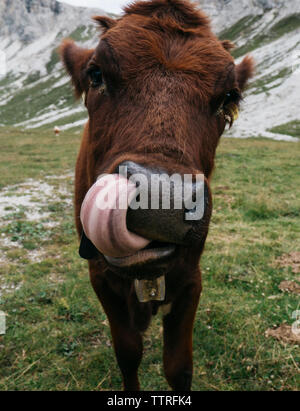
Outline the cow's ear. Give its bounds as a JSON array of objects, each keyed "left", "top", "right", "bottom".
[
  {"left": 221, "top": 40, "right": 235, "bottom": 52},
  {"left": 60, "top": 39, "right": 94, "bottom": 98},
  {"left": 236, "top": 55, "right": 255, "bottom": 90},
  {"left": 93, "top": 15, "right": 116, "bottom": 32}
]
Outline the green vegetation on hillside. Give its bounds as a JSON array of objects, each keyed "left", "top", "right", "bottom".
[
  {"left": 269, "top": 120, "right": 300, "bottom": 138},
  {"left": 0, "top": 75, "right": 79, "bottom": 126},
  {"left": 69, "top": 25, "right": 96, "bottom": 42},
  {"left": 229, "top": 13, "right": 300, "bottom": 58},
  {"left": 270, "top": 14, "right": 300, "bottom": 38},
  {"left": 248, "top": 68, "right": 291, "bottom": 95},
  {"left": 219, "top": 15, "right": 261, "bottom": 41},
  {"left": 46, "top": 49, "right": 60, "bottom": 74}
]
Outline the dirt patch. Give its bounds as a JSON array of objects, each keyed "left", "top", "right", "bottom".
[
  {"left": 265, "top": 324, "right": 300, "bottom": 345},
  {"left": 279, "top": 280, "right": 300, "bottom": 295},
  {"left": 0, "top": 178, "right": 72, "bottom": 224},
  {"left": 0, "top": 174, "right": 73, "bottom": 268},
  {"left": 275, "top": 252, "right": 300, "bottom": 274},
  {"left": 0, "top": 282, "right": 22, "bottom": 297}
]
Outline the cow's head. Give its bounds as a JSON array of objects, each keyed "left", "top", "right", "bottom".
[{"left": 61, "top": 0, "right": 254, "bottom": 280}]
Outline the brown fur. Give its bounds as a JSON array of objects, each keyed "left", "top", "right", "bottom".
[{"left": 60, "top": 0, "right": 254, "bottom": 391}]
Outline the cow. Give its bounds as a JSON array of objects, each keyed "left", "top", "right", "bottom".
[
  {"left": 54, "top": 126, "right": 61, "bottom": 136},
  {"left": 60, "top": 0, "right": 254, "bottom": 391}
]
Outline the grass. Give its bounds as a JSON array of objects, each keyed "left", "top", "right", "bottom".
[
  {"left": 268, "top": 121, "right": 300, "bottom": 138},
  {"left": 0, "top": 128, "right": 81, "bottom": 189},
  {"left": 0, "top": 129, "right": 299, "bottom": 391}
]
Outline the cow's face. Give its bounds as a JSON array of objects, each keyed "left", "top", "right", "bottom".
[{"left": 61, "top": 0, "right": 254, "bottom": 278}]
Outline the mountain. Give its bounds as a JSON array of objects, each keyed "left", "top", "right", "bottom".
[
  {"left": 196, "top": 0, "right": 300, "bottom": 141},
  {"left": 0, "top": 0, "right": 105, "bottom": 130},
  {"left": 0, "top": 0, "right": 299, "bottom": 141}
]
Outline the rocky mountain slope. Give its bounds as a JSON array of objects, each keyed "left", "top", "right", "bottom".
[
  {"left": 197, "top": 0, "right": 300, "bottom": 141},
  {"left": 0, "top": 0, "right": 105, "bottom": 130},
  {"left": 0, "top": 0, "right": 299, "bottom": 141}
]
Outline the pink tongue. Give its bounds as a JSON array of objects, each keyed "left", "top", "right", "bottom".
[{"left": 80, "top": 174, "right": 150, "bottom": 258}]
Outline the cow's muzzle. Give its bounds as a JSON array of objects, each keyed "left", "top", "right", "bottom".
[{"left": 80, "top": 161, "right": 212, "bottom": 276}]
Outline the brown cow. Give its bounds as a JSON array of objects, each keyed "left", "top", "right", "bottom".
[{"left": 60, "top": 0, "right": 254, "bottom": 391}]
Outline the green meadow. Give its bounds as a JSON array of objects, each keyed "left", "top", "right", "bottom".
[{"left": 0, "top": 128, "right": 299, "bottom": 390}]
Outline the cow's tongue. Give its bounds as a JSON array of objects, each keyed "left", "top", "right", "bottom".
[{"left": 80, "top": 174, "right": 150, "bottom": 258}]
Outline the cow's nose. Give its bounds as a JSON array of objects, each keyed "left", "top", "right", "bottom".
[
  {"left": 80, "top": 162, "right": 211, "bottom": 259},
  {"left": 118, "top": 161, "right": 212, "bottom": 247}
]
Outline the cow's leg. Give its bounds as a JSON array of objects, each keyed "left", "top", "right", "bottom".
[
  {"left": 109, "top": 311, "right": 143, "bottom": 391},
  {"left": 90, "top": 273, "right": 143, "bottom": 391},
  {"left": 163, "top": 280, "right": 201, "bottom": 391}
]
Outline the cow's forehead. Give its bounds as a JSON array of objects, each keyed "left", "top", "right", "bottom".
[{"left": 97, "top": 14, "right": 234, "bottom": 81}]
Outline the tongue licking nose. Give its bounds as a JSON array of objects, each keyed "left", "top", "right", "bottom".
[{"left": 80, "top": 174, "right": 150, "bottom": 258}]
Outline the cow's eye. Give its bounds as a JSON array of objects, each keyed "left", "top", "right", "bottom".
[
  {"left": 223, "top": 89, "right": 241, "bottom": 107},
  {"left": 88, "top": 67, "right": 103, "bottom": 88},
  {"left": 217, "top": 88, "right": 242, "bottom": 126}
]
